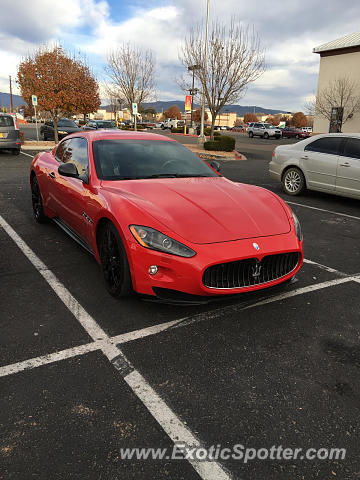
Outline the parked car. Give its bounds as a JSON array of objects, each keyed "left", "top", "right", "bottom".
[
  {"left": 40, "top": 118, "right": 81, "bottom": 140},
  {"left": 0, "top": 113, "right": 21, "bottom": 155},
  {"left": 138, "top": 121, "right": 156, "bottom": 129},
  {"left": 248, "top": 123, "right": 282, "bottom": 139},
  {"left": 155, "top": 122, "right": 163, "bottom": 128},
  {"left": 282, "top": 127, "right": 310, "bottom": 139},
  {"left": 301, "top": 127, "right": 312, "bottom": 133},
  {"left": 161, "top": 118, "right": 185, "bottom": 130},
  {"left": 231, "top": 126, "right": 245, "bottom": 132},
  {"left": 83, "top": 120, "right": 117, "bottom": 130},
  {"left": 269, "top": 133, "right": 360, "bottom": 199},
  {"left": 30, "top": 130, "right": 303, "bottom": 301}
]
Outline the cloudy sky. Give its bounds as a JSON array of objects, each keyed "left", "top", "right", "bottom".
[{"left": 1, "top": 0, "right": 359, "bottom": 111}]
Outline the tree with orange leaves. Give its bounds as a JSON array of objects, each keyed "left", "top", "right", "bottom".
[
  {"left": 164, "top": 105, "right": 182, "bottom": 119},
  {"left": 17, "top": 46, "right": 100, "bottom": 142}
]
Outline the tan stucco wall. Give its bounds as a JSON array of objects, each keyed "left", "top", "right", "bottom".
[{"left": 313, "top": 50, "right": 360, "bottom": 133}]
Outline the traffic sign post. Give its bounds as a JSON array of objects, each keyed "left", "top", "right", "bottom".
[
  {"left": 132, "top": 103, "right": 138, "bottom": 131},
  {"left": 32, "top": 95, "right": 39, "bottom": 142}
]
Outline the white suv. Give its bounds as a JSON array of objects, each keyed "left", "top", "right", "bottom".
[{"left": 248, "top": 122, "right": 282, "bottom": 139}]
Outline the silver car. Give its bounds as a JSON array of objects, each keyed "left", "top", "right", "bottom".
[
  {"left": 269, "top": 133, "right": 360, "bottom": 200},
  {"left": 0, "top": 114, "right": 21, "bottom": 155}
]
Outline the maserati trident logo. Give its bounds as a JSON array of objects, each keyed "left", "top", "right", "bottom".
[
  {"left": 252, "top": 242, "right": 260, "bottom": 251},
  {"left": 252, "top": 262, "right": 262, "bottom": 279}
]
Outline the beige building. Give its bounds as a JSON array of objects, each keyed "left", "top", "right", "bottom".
[{"left": 313, "top": 32, "right": 360, "bottom": 133}]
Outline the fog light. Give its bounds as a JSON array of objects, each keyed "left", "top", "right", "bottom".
[{"left": 148, "top": 265, "right": 158, "bottom": 275}]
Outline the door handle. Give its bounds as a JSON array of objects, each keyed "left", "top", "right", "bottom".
[
  {"left": 49, "top": 172, "right": 55, "bottom": 178},
  {"left": 301, "top": 155, "right": 308, "bottom": 159},
  {"left": 339, "top": 162, "right": 351, "bottom": 167}
]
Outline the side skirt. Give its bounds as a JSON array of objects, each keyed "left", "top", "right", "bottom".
[{"left": 53, "top": 217, "right": 94, "bottom": 256}]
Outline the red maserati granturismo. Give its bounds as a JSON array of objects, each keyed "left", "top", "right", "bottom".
[{"left": 30, "top": 130, "right": 303, "bottom": 301}]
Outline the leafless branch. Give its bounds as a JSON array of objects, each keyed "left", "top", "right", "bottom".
[
  {"left": 179, "top": 19, "right": 265, "bottom": 138},
  {"left": 315, "top": 76, "right": 360, "bottom": 125},
  {"left": 105, "top": 43, "right": 156, "bottom": 110}
]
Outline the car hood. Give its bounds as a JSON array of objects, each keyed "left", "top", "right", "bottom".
[{"left": 101, "top": 177, "right": 291, "bottom": 244}]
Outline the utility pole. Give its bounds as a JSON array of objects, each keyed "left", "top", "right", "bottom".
[
  {"left": 198, "top": 0, "right": 210, "bottom": 146},
  {"left": 9, "top": 75, "right": 13, "bottom": 113},
  {"left": 188, "top": 65, "right": 200, "bottom": 129}
]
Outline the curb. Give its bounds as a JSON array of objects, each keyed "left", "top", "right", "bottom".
[{"left": 21, "top": 145, "right": 54, "bottom": 151}]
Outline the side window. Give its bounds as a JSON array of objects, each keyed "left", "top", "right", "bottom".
[
  {"left": 55, "top": 139, "right": 71, "bottom": 162},
  {"left": 342, "top": 138, "right": 360, "bottom": 160},
  {"left": 62, "top": 137, "right": 88, "bottom": 175},
  {"left": 305, "top": 137, "right": 342, "bottom": 155}
]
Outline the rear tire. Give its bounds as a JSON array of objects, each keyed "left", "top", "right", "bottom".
[
  {"left": 264, "top": 132, "right": 269, "bottom": 139},
  {"left": 12, "top": 148, "right": 20, "bottom": 155},
  {"left": 295, "top": 134, "right": 300, "bottom": 139},
  {"left": 248, "top": 131, "right": 253, "bottom": 138},
  {"left": 282, "top": 167, "right": 306, "bottom": 196},
  {"left": 31, "top": 176, "right": 50, "bottom": 223},
  {"left": 99, "top": 223, "right": 132, "bottom": 298}
]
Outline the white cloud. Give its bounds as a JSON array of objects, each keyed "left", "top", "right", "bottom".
[{"left": 1, "top": 0, "right": 360, "bottom": 111}]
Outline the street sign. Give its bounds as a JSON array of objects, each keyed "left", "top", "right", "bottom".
[
  {"left": 32, "top": 95, "right": 38, "bottom": 106},
  {"left": 185, "top": 95, "right": 192, "bottom": 111},
  {"left": 132, "top": 103, "right": 137, "bottom": 114}
]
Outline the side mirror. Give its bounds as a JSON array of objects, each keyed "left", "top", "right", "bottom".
[
  {"left": 210, "top": 160, "right": 221, "bottom": 172},
  {"left": 58, "top": 163, "right": 79, "bottom": 178}
]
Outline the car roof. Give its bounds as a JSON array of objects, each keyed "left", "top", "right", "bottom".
[{"left": 64, "top": 130, "right": 176, "bottom": 142}]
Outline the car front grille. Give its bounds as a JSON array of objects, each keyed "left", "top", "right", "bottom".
[{"left": 202, "top": 252, "right": 299, "bottom": 289}]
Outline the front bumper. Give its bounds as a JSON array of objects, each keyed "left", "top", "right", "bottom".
[{"left": 128, "top": 231, "right": 303, "bottom": 297}]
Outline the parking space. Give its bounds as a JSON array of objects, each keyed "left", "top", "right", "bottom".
[{"left": 1, "top": 146, "right": 359, "bottom": 479}]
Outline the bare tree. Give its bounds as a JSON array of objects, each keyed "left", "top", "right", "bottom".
[
  {"left": 180, "top": 20, "right": 265, "bottom": 139},
  {"left": 311, "top": 77, "right": 360, "bottom": 130},
  {"left": 105, "top": 43, "right": 155, "bottom": 114},
  {"left": 103, "top": 83, "right": 126, "bottom": 120}
]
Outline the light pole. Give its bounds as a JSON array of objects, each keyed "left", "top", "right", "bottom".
[
  {"left": 188, "top": 65, "right": 200, "bottom": 128},
  {"left": 198, "top": 0, "right": 210, "bottom": 146}
]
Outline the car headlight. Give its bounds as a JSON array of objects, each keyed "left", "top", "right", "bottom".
[
  {"left": 292, "top": 212, "right": 302, "bottom": 241},
  {"left": 129, "top": 225, "right": 195, "bottom": 258},
  {"left": 58, "top": 130, "right": 67, "bottom": 134}
]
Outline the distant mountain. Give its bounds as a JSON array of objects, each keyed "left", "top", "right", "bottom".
[
  {"left": 0, "top": 92, "right": 25, "bottom": 108},
  {"left": 142, "top": 101, "right": 288, "bottom": 116},
  {"left": 0, "top": 92, "right": 290, "bottom": 116}
]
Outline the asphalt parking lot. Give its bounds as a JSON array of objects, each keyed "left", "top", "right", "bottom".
[{"left": 1, "top": 132, "right": 360, "bottom": 480}]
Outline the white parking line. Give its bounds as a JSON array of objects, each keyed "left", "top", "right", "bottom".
[
  {"left": 287, "top": 201, "right": 360, "bottom": 221},
  {"left": 0, "top": 214, "right": 232, "bottom": 480},
  {"left": 20, "top": 151, "right": 34, "bottom": 158},
  {"left": 241, "top": 277, "right": 353, "bottom": 310},
  {"left": 303, "top": 258, "right": 347, "bottom": 276}
]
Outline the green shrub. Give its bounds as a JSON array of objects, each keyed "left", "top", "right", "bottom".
[
  {"left": 171, "top": 127, "right": 187, "bottom": 133},
  {"left": 204, "top": 135, "right": 235, "bottom": 152},
  {"left": 204, "top": 141, "right": 223, "bottom": 151}
]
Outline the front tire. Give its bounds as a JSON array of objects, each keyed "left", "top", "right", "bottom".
[
  {"left": 248, "top": 131, "right": 253, "bottom": 138},
  {"left": 283, "top": 167, "right": 306, "bottom": 196},
  {"left": 99, "top": 223, "right": 132, "bottom": 298},
  {"left": 31, "top": 176, "right": 49, "bottom": 223},
  {"left": 12, "top": 148, "right": 20, "bottom": 155},
  {"left": 264, "top": 132, "right": 269, "bottom": 139}
]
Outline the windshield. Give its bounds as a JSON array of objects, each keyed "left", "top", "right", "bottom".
[
  {"left": 0, "top": 116, "right": 14, "bottom": 127},
  {"left": 93, "top": 140, "right": 218, "bottom": 180},
  {"left": 96, "top": 121, "right": 116, "bottom": 128},
  {"left": 58, "top": 119, "right": 78, "bottom": 127}
]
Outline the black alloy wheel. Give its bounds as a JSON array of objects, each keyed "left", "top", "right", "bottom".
[
  {"left": 99, "top": 223, "right": 132, "bottom": 298},
  {"left": 31, "top": 176, "right": 49, "bottom": 223}
]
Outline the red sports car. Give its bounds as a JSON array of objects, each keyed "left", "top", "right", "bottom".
[{"left": 30, "top": 131, "right": 303, "bottom": 301}]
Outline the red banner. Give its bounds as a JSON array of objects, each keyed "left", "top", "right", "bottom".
[{"left": 185, "top": 95, "right": 192, "bottom": 111}]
